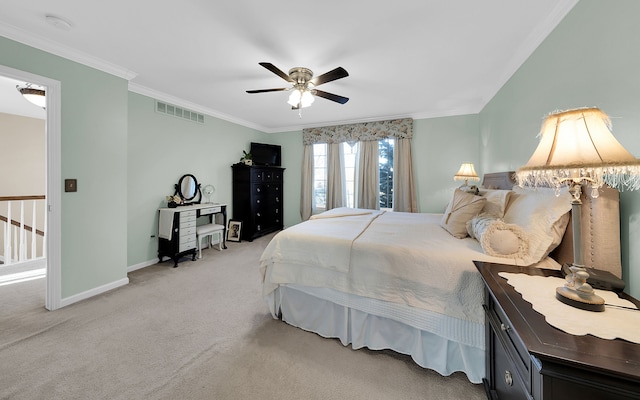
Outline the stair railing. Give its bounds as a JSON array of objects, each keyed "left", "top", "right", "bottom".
[{"left": 0, "top": 195, "right": 46, "bottom": 266}]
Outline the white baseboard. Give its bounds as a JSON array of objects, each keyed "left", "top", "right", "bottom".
[
  {"left": 57, "top": 258, "right": 159, "bottom": 308},
  {"left": 60, "top": 277, "right": 129, "bottom": 308},
  {"left": 127, "top": 258, "right": 158, "bottom": 273}
]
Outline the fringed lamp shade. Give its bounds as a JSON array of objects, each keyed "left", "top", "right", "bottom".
[
  {"left": 516, "top": 107, "right": 640, "bottom": 195},
  {"left": 453, "top": 163, "right": 480, "bottom": 185},
  {"left": 516, "top": 107, "right": 640, "bottom": 312}
]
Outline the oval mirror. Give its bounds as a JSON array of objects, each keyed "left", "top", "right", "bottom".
[{"left": 178, "top": 174, "right": 198, "bottom": 201}]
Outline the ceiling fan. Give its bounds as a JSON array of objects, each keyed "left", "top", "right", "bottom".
[{"left": 246, "top": 62, "right": 349, "bottom": 110}]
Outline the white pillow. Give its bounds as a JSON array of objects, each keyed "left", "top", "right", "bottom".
[
  {"left": 478, "top": 189, "right": 514, "bottom": 217},
  {"left": 440, "top": 189, "right": 487, "bottom": 238},
  {"left": 503, "top": 186, "right": 571, "bottom": 265},
  {"left": 467, "top": 215, "right": 529, "bottom": 259}
]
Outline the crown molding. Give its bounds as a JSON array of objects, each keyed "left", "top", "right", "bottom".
[{"left": 0, "top": 22, "right": 137, "bottom": 80}]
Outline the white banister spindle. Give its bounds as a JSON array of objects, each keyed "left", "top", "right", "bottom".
[
  {"left": 43, "top": 201, "right": 47, "bottom": 259},
  {"left": 12, "top": 225, "right": 18, "bottom": 262},
  {"left": 19, "top": 201, "right": 26, "bottom": 261},
  {"left": 31, "top": 201, "right": 37, "bottom": 259},
  {"left": 1, "top": 220, "right": 5, "bottom": 264},
  {"left": 5, "top": 202, "right": 12, "bottom": 265}
]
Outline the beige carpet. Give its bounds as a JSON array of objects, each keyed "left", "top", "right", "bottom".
[{"left": 0, "top": 233, "right": 485, "bottom": 400}]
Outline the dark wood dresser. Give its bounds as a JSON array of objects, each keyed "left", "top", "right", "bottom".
[
  {"left": 231, "top": 164, "right": 284, "bottom": 241},
  {"left": 475, "top": 261, "right": 640, "bottom": 400}
]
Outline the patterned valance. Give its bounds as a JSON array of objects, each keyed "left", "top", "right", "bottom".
[{"left": 302, "top": 118, "right": 413, "bottom": 145}]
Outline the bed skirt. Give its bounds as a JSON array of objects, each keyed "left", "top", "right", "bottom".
[{"left": 266, "top": 285, "right": 485, "bottom": 384}]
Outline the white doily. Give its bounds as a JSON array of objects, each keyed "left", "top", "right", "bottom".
[{"left": 499, "top": 272, "right": 640, "bottom": 343}]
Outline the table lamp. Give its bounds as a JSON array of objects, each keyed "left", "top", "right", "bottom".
[
  {"left": 516, "top": 107, "right": 640, "bottom": 311},
  {"left": 454, "top": 163, "right": 480, "bottom": 188}
]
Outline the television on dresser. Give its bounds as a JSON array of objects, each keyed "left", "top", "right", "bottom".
[{"left": 250, "top": 142, "right": 281, "bottom": 166}]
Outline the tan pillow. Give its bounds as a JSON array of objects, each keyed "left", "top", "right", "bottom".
[
  {"left": 478, "top": 189, "right": 513, "bottom": 217},
  {"left": 441, "top": 189, "right": 487, "bottom": 238}
]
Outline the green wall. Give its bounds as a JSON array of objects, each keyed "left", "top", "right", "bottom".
[
  {"left": 413, "top": 114, "right": 479, "bottom": 213},
  {"left": 127, "top": 93, "right": 267, "bottom": 266},
  {"left": 479, "top": 0, "right": 640, "bottom": 298},
  {"left": 0, "top": 35, "right": 128, "bottom": 298}
]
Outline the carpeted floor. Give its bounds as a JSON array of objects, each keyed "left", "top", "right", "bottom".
[{"left": 0, "top": 233, "right": 485, "bottom": 400}]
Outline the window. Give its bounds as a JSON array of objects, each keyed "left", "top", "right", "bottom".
[
  {"left": 313, "top": 143, "right": 327, "bottom": 211},
  {"left": 342, "top": 142, "right": 358, "bottom": 208},
  {"left": 312, "top": 139, "right": 394, "bottom": 212},
  {"left": 379, "top": 138, "right": 394, "bottom": 210}
]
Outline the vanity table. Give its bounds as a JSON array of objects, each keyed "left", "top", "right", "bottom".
[
  {"left": 157, "top": 174, "right": 227, "bottom": 267},
  {"left": 158, "top": 203, "right": 227, "bottom": 267}
]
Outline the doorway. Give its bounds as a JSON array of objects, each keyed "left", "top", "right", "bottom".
[{"left": 0, "top": 64, "right": 62, "bottom": 310}]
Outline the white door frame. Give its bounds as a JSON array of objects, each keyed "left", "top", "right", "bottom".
[{"left": 0, "top": 64, "right": 62, "bottom": 310}]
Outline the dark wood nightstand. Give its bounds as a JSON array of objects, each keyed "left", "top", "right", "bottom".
[{"left": 474, "top": 261, "right": 640, "bottom": 400}]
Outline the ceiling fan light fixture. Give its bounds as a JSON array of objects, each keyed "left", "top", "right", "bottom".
[
  {"left": 248, "top": 62, "right": 349, "bottom": 112},
  {"left": 300, "top": 90, "right": 315, "bottom": 108},
  {"left": 287, "top": 89, "right": 302, "bottom": 107}
]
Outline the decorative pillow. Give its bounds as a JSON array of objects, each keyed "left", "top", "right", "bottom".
[
  {"left": 467, "top": 215, "right": 529, "bottom": 259},
  {"left": 440, "top": 189, "right": 487, "bottom": 238},
  {"left": 478, "top": 189, "right": 514, "bottom": 218},
  {"left": 502, "top": 186, "right": 572, "bottom": 265}
]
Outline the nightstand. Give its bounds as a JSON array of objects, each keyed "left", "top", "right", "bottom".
[{"left": 474, "top": 261, "right": 640, "bottom": 400}]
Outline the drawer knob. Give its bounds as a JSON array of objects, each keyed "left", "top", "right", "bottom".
[
  {"left": 500, "top": 323, "right": 511, "bottom": 333},
  {"left": 504, "top": 370, "right": 513, "bottom": 386}
]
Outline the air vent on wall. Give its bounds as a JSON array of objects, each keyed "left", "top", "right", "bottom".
[{"left": 155, "top": 100, "right": 205, "bottom": 124}]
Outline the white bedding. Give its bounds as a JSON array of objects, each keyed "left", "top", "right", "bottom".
[{"left": 260, "top": 208, "right": 560, "bottom": 325}]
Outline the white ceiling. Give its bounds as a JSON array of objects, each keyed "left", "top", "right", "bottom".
[{"left": 0, "top": 0, "right": 578, "bottom": 132}]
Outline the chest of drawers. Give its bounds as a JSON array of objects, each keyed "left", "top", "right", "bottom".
[
  {"left": 231, "top": 164, "right": 285, "bottom": 241},
  {"left": 475, "top": 261, "right": 640, "bottom": 400}
]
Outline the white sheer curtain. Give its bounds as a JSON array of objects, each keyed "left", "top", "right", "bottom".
[
  {"left": 357, "top": 140, "right": 380, "bottom": 209},
  {"left": 325, "top": 143, "right": 345, "bottom": 210},
  {"left": 393, "top": 137, "right": 418, "bottom": 212},
  {"left": 300, "top": 144, "right": 313, "bottom": 220}
]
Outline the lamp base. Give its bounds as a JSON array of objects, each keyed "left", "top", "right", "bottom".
[{"left": 555, "top": 286, "right": 605, "bottom": 312}]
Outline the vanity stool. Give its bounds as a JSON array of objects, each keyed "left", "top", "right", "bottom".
[{"left": 196, "top": 223, "right": 225, "bottom": 259}]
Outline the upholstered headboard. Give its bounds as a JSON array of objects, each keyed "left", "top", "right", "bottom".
[{"left": 481, "top": 172, "right": 622, "bottom": 277}]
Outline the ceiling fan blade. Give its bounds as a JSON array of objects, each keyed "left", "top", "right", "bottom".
[
  {"left": 314, "top": 89, "right": 349, "bottom": 104},
  {"left": 259, "top": 62, "right": 293, "bottom": 82},
  {"left": 246, "top": 88, "right": 288, "bottom": 94},
  {"left": 310, "top": 67, "right": 349, "bottom": 86}
]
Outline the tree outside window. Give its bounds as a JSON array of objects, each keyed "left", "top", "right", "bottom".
[{"left": 379, "top": 138, "right": 394, "bottom": 210}]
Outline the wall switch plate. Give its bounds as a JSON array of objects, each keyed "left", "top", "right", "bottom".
[{"left": 65, "top": 179, "right": 77, "bottom": 192}]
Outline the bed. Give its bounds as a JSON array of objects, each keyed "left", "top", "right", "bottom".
[{"left": 259, "top": 172, "right": 621, "bottom": 384}]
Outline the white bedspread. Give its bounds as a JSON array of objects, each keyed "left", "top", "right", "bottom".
[{"left": 261, "top": 208, "right": 560, "bottom": 324}]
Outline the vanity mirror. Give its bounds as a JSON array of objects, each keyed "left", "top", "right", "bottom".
[{"left": 174, "top": 174, "right": 202, "bottom": 205}]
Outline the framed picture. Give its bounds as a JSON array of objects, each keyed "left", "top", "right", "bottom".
[{"left": 227, "top": 220, "right": 242, "bottom": 242}]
